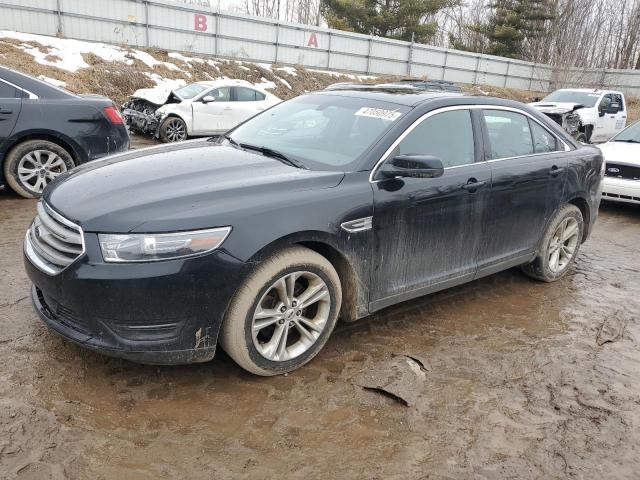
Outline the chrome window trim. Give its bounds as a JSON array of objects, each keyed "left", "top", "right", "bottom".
[
  {"left": 369, "top": 104, "right": 570, "bottom": 183},
  {"left": 0, "top": 78, "right": 38, "bottom": 99}
]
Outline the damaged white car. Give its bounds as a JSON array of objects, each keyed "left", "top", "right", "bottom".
[
  {"left": 529, "top": 89, "right": 626, "bottom": 143},
  {"left": 123, "top": 80, "right": 281, "bottom": 142}
]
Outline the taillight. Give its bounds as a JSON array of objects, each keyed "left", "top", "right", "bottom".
[{"left": 103, "top": 105, "right": 124, "bottom": 125}]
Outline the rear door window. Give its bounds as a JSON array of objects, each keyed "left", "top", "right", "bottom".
[
  {"left": 236, "top": 87, "right": 263, "bottom": 102},
  {"left": 530, "top": 120, "right": 559, "bottom": 153},
  {"left": 483, "top": 110, "right": 534, "bottom": 159},
  {"left": 393, "top": 109, "right": 475, "bottom": 168}
]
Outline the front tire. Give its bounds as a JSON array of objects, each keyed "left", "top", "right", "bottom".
[
  {"left": 3, "top": 140, "right": 74, "bottom": 199},
  {"left": 159, "top": 116, "right": 188, "bottom": 143},
  {"left": 219, "top": 246, "right": 342, "bottom": 376},
  {"left": 522, "top": 204, "right": 584, "bottom": 282}
]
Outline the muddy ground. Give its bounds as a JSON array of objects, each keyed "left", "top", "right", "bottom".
[{"left": 1, "top": 188, "right": 639, "bottom": 479}]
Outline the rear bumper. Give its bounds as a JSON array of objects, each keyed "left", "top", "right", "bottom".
[
  {"left": 81, "top": 125, "right": 130, "bottom": 163},
  {"left": 602, "top": 177, "right": 640, "bottom": 205}
]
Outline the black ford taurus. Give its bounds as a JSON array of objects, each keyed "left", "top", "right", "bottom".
[{"left": 23, "top": 88, "right": 603, "bottom": 375}]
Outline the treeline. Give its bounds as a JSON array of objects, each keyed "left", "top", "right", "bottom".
[{"left": 244, "top": 0, "right": 640, "bottom": 70}]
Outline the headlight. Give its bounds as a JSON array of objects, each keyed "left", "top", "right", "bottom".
[{"left": 98, "top": 227, "right": 231, "bottom": 263}]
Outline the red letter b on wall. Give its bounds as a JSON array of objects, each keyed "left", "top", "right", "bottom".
[{"left": 194, "top": 14, "right": 207, "bottom": 32}]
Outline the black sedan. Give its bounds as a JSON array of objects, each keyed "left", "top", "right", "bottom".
[
  {"left": 23, "top": 88, "right": 603, "bottom": 375},
  {"left": 0, "top": 66, "right": 129, "bottom": 198}
]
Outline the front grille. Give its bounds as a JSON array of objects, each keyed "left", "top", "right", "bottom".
[
  {"left": 605, "top": 163, "right": 640, "bottom": 181},
  {"left": 26, "top": 202, "right": 84, "bottom": 274}
]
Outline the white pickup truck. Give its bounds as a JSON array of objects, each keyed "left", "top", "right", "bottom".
[{"left": 529, "top": 89, "right": 627, "bottom": 143}]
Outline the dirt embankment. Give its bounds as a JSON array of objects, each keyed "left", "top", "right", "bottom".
[
  {"left": 0, "top": 34, "right": 382, "bottom": 105},
  {"left": 2, "top": 32, "right": 618, "bottom": 114}
]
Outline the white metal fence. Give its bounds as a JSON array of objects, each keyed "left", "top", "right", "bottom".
[{"left": 2, "top": 0, "right": 640, "bottom": 96}]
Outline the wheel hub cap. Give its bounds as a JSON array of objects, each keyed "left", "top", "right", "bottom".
[
  {"left": 251, "top": 271, "right": 331, "bottom": 362},
  {"left": 17, "top": 149, "right": 67, "bottom": 194},
  {"left": 548, "top": 217, "right": 579, "bottom": 273}
]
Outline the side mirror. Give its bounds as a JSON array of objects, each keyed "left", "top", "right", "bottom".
[
  {"left": 202, "top": 95, "right": 216, "bottom": 103},
  {"left": 379, "top": 154, "right": 444, "bottom": 179}
]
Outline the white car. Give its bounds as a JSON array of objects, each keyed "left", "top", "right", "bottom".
[
  {"left": 123, "top": 80, "right": 281, "bottom": 142},
  {"left": 598, "top": 121, "right": 640, "bottom": 205},
  {"left": 529, "top": 89, "right": 627, "bottom": 143}
]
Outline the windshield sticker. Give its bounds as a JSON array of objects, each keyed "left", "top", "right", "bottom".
[{"left": 354, "top": 107, "right": 402, "bottom": 121}]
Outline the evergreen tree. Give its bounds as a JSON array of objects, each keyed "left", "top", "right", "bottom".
[
  {"left": 469, "top": 0, "right": 554, "bottom": 58},
  {"left": 321, "top": 0, "right": 460, "bottom": 43}
]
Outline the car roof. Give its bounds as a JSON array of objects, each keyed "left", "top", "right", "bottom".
[
  {"left": 312, "top": 88, "right": 477, "bottom": 107},
  {"left": 314, "top": 88, "right": 462, "bottom": 106},
  {"left": 192, "top": 79, "right": 269, "bottom": 92},
  {"left": 0, "top": 65, "right": 74, "bottom": 99},
  {"left": 553, "top": 88, "right": 622, "bottom": 94}
]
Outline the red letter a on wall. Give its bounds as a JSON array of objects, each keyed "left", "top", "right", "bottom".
[{"left": 307, "top": 33, "right": 318, "bottom": 48}]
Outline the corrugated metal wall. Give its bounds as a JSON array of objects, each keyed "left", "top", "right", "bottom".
[{"left": 1, "top": 0, "right": 640, "bottom": 96}]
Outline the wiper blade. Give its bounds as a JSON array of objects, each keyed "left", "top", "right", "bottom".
[
  {"left": 240, "top": 143, "right": 307, "bottom": 169},
  {"left": 614, "top": 139, "right": 640, "bottom": 143},
  {"left": 220, "top": 133, "right": 241, "bottom": 148}
]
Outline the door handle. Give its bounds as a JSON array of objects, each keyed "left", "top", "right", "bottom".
[
  {"left": 549, "top": 166, "right": 565, "bottom": 176},
  {"left": 461, "top": 179, "right": 486, "bottom": 192},
  {"left": 0, "top": 108, "right": 12, "bottom": 114},
  {"left": 223, "top": 107, "right": 232, "bottom": 110}
]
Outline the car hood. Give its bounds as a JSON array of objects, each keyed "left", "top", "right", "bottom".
[
  {"left": 597, "top": 141, "right": 640, "bottom": 166},
  {"left": 44, "top": 140, "right": 345, "bottom": 233},
  {"left": 130, "top": 87, "right": 179, "bottom": 105},
  {"left": 529, "top": 102, "right": 586, "bottom": 114}
]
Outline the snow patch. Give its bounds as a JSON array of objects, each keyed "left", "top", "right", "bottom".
[
  {"left": 1, "top": 30, "right": 131, "bottom": 71},
  {"left": 143, "top": 72, "right": 187, "bottom": 90},
  {"left": 168, "top": 52, "right": 204, "bottom": 64},
  {"left": 254, "top": 77, "right": 276, "bottom": 90},
  {"left": 279, "top": 78, "right": 292, "bottom": 89},
  {"left": 275, "top": 66, "right": 298, "bottom": 76},
  {"left": 37, "top": 75, "right": 67, "bottom": 88}
]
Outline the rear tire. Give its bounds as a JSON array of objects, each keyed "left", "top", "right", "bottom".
[
  {"left": 3, "top": 140, "right": 74, "bottom": 199},
  {"left": 219, "top": 246, "right": 342, "bottom": 376},
  {"left": 522, "top": 204, "right": 584, "bottom": 282},
  {"left": 159, "top": 116, "right": 188, "bottom": 143}
]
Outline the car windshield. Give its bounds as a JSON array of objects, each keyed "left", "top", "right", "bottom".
[
  {"left": 541, "top": 90, "right": 600, "bottom": 108},
  {"left": 611, "top": 121, "right": 640, "bottom": 142},
  {"left": 175, "top": 84, "right": 209, "bottom": 100},
  {"left": 227, "top": 94, "right": 409, "bottom": 171}
]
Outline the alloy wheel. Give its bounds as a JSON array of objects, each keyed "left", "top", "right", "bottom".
[
  {"left": 251, "top": 271, "right": 331, "bottom": 362},
  {"left": 17, "top": 149, "right": 67, "bottom": 194},
  {"left": 165, "top": 118, "right": 187, "bottom": 142},
  {"left": 548, "top": 217, "right": 580, "bottom": 273}
]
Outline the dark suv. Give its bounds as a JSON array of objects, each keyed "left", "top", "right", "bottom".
[
  {"left": 24, "top": 89, "right": 603, "bottom": 375},
  {"left": 1, "top": 66, "right": 129, "bottom": 198}
]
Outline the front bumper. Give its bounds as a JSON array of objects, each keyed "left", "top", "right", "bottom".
[
  {"left": 24, "top": 235, "right": 246, "bottom": 365},
  {"left": 602, "top": 177, "right": 640, "bottom": 205}
]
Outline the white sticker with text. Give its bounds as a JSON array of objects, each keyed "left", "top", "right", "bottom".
[{"left": 354, "top": 107, "right": 402, "bottom": 121}]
